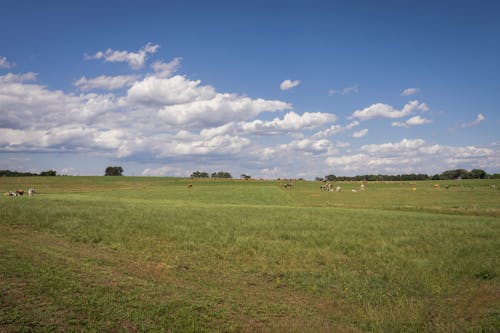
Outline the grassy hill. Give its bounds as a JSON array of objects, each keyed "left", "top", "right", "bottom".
[{"left": 1, "top": 177, "right": 499, "bottom": 332}]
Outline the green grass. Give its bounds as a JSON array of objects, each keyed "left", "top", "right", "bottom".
[{"left": 1, "top": 177, "right": 499, "bottom": 332}]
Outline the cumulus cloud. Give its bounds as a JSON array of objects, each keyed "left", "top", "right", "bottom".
[
  {"left": 240, "top": 111, "right": 336, "bottom": 135},
  {"left": 401, "top": 87, "right": 420, "bottom": 96},
  {"left": 126, "top": 75, "right": 216, "bottom": 107},
  {"left": 157, "top": 92, "right": 291, "bottom": 128},
  {"left": 460, "top": 113, "right": 485, "bottom": 128},
  {"left": 0, "top": 51, "right": 293, "bottom": 160},
  {"left": 326, "top": 138, "right": 497, "bottom": 175},
  {"left": 279, "top": 138, "right": 336, "bottom": 155},
  {"left": 0, "top": 56, "right": 14, "bottom": 69},
  {"left": 280, "top": 79, "right": 301, "bottom": 91},
  {"left": 352, "top": 128, "right": 368, "bottom": 138},
  {"left": 361, "top": 138, "right": 426, "bottom": 154},
  {"left": 392, "top": 115, "right": 432, "bottom": 127},
  {"left": 151, "top": 57, "right": 182, "bottom": 78},
  {"left": 4, "top": 43, "right": 497, "bottom": 178},
  {"left": 0, "top": 72, "right": 37, "bottom": 84},
  {"left": 0, "top": 76, "right": 116, "bottom": 130},
  {"left": 328, "top": 85, "right": 358, "bottom": 96},
  {"left": 351, "top": 100, "right": 429, "bottom": 121},
  {"left": 74, "top": 74, "right": 139, "bottom": 91},
  {"left": 85, "top": 42, "right": 159, "bottom": 69},
  {"left": 312, "top": 121, "right": 359, "bottom": 138}
]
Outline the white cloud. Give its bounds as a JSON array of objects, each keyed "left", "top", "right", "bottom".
[
  {"left": 259, "top": 167, "right": 281, "bottom": 177},
  {"left": 392, "top": 115, "right": 432, "bottom": 127},
  {"left": 0, "top": 72, "right": 37, "bottom": 84},
  {"left": 240, "top": 111, "right": 336, "bottom": 135},
  {"left": 151, "top": 57, "right": 182, "bottom": 78},
  {"left": 126, "top": 75, "right": 216, "bottom": 107},
  {"left": 85, "top": 42, "right": 159, "bottom": 69},
  {"left": 157, "top": 92, "right": 291, "bottom": 128},
  {"left": 352, "top": 128, "right": 368, "bottom": 138},
  {"left": 312, "top": 120, "right": 359, "bottom": 138},
  {"left": 153, "top": 134, "right": 251, "bottom": 157},
  {"left": 0, "top": 54, "right": 294, "bottom": 160},
  {"left": 74, "top": 75, "right": 139, "bottom": 91},
  {"left": 351, "top": 100, "right": 428, "bottom": 121},
  {"left": 279, "top": 138, "right": 336, "bottom": 155},
  {"left": 3, "top": 44, "right": 497, "bottom": 178},
  {"left": 401, "top": 87, "right": 420, "bottom": 96},
  {"left": 326, "top": 138, "right": 496, "bottom": 175},
  {"left": 280, "top": 79, "right": 301, "bottom": 91},
  {"left": 460, "top": 113, "right": 485, "bottom": 128},
  {"left": 328, "top": 85, "right": 358, "bottom": 96},
  {"left": 0, "top": 77, "right": 116, "bottom": 130},
  {"left": 142, "top": 165, "right": 189, "bottom": 177},
  {"left": 361, "top": 138, "right": 426, "bottom": 154},
  {"left": 0, "top": 56, "right": 14, "bottom": 69}
]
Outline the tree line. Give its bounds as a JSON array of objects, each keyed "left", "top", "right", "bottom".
[
  {"left": 0, "top": 169, "right": 57, "bottom": 177},
  {"left": 319, "top": 169, "right": 500, "bottom": 182},
  {"left": 190, "top": 171, "right": 233, "bottom": 179}
]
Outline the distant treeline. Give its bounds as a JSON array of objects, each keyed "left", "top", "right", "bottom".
[
  {"left": 0, "top": 169, "right": 57, "bottom": 177},
  {"left": 320, "top": 169, "right": 500, "bottom": 182},
  {"left": 191, "top": 171, "right": 233, "bottom": 179}
]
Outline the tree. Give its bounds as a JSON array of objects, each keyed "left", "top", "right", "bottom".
[
  {"left": 470, "top": 169, "right": 486, "bottom": 179},
  {"left": 241, "top": 174, "right": 251, "bottom": 179},
  {"left": 440, "top": 169, "right": 470, "bottom": 180},
  {"left": 105, "top": 166, "right": 123, "bottom": 176},
  {"left": 211, "top": 171, "right": 232, "bottom": 179},
  {"left": 40, "top": 170, "right": 57, "bottom": 176},
  {"left": 190, "top": 171, "right": 209, "bottom": 178}
]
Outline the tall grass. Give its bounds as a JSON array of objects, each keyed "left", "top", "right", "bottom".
[{"left": 1, "top": 177, "right": 499, "bottom": 331}]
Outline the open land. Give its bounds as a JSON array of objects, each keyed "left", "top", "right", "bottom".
[{"left": 1, "top": 177, "right": 499, "bottom": 332}]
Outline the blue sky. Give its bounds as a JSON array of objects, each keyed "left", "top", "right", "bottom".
[{"left": 1, "top": 1, "right": 499, "bottom": 177}]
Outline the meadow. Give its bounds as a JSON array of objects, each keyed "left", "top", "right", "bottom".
[{"left": 0, "top": 176, "right": 499, "bottom": 332}]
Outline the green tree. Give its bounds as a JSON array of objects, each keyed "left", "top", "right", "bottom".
[
  {"left": 470, "top": 169, "right": 486, "bottom": 179},
  {"left": 211, "top": 171, "right": 232, "bottom": 179},
  {"left": 191, "top": 171, "right": 209, "bottom": 178},
  {"left": 440, "top": 169, "right": 470, "bottom": 180},
  {"left": 105, "top": 166, "right": 123, "bottom": 176},
  {"left": 40, "top": 170, "right": 57, "bottom": 176}
]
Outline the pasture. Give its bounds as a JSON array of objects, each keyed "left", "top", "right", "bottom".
[{"left": 1, "top": 177, "right": 499, "bottom": 332}]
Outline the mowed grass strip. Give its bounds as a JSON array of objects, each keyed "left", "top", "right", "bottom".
[{"left": 0, "top": 177, "right": 499, "bottom": 332}]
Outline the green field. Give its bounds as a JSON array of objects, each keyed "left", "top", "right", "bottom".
[{"left": 1, "top": 177, "right": 499, "bottom": 332}]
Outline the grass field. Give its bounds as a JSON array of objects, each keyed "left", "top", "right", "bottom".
[{"left": 1, "top": 177, "right": 499, "bottom": 332}]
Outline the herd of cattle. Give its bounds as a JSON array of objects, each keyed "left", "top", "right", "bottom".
[
  {"left": 319, "top": 182, "right": 366, "bottom": 193},
  {"left": 4, "top": 188, "right": 36, "bottom": 196}
]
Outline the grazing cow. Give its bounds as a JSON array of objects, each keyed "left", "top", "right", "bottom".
[
  {"left": 352, "top": 189, "right": 357, "bottom": 193},
  {"left": 284, "top": 183, "right": 293, "bottom": 189},
  {"left": 187, "top": 184, "right": 193, "bottom": 188},
  {"left": 360, "top": 184, "right": 365, "bottom": 191},
  {"left": 15, "top": 190, "right": 24, "bottom": 196},
  {"left": 336, "top": 186, "right": 341, "bottom": 192},
  {"left": 28, "top": 188, "right": 36, "bottom": 196},
  {"left": 320, "top": 183, "right": 333, "bottom": 191},
  {"left": 433, "top": 184, "right": 440, "bottom": 188},
  {"left": 491, "top": 184, "right": 497, "bottom": 189}
]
